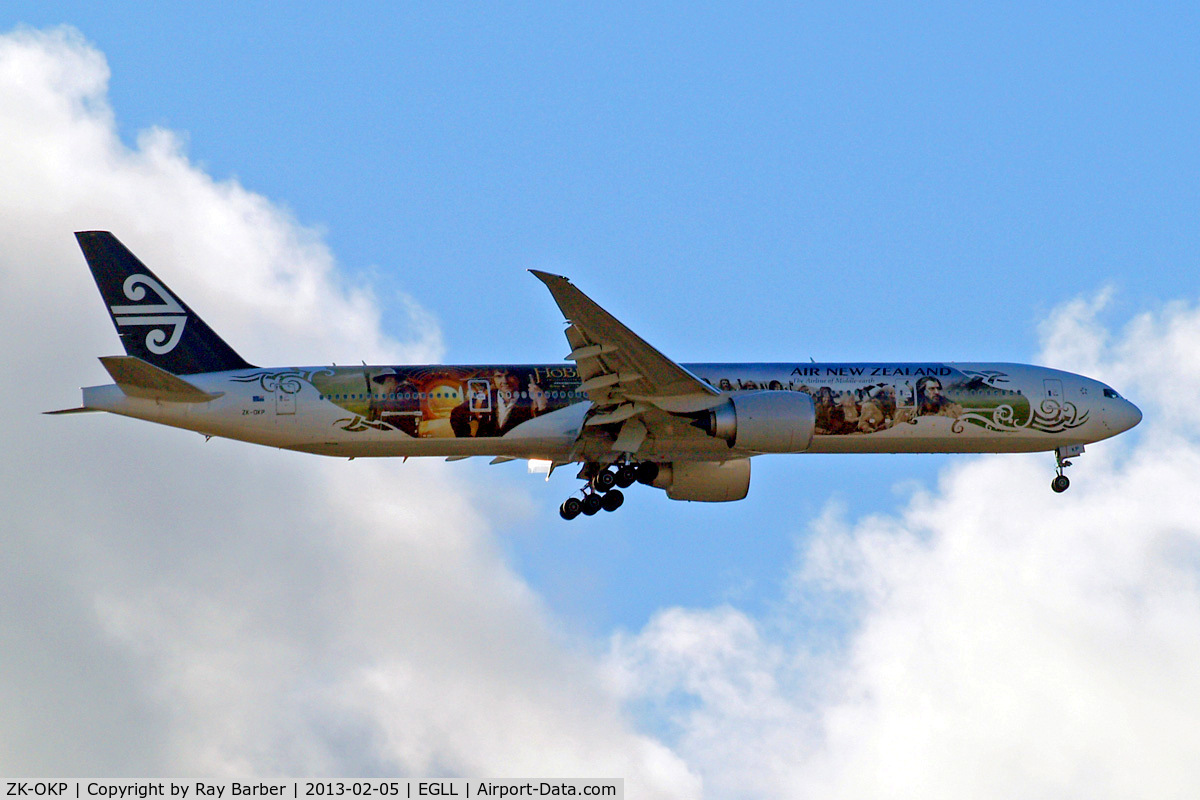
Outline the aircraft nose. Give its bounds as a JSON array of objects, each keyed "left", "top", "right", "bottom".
[{"left": 1111, "top": 398, "right": 1143, "bottom": 433}]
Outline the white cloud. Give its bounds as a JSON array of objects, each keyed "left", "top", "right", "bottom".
[
  {"left": 608, "top": 297, "right": 1200, "bottom": 798},
  {"left": 0, "top": 26, "right": 696, "bottom": 794}
]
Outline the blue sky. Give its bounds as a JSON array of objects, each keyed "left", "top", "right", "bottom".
[
  {"left": 20, "top": 4, "right": 1200, "bottom": 357},
  {"left": 5, "top": 5, "right": 1200, "bottom": 791}
]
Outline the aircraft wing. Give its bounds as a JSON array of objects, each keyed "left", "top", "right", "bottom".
[{"left": 531, "top": 270, "right": 720, "bottom": 456}]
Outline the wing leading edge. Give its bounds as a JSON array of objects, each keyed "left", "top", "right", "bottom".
[{"left": 530, "top": 270, "right": 722, "bottom": 458}]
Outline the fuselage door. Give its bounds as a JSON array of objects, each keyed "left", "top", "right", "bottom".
[
  {"left": 276, "top": 386, "right": 296, "bottom": 415},
  {"left": 1043, "top": 379, "right": 1064, "bottom": 401}
]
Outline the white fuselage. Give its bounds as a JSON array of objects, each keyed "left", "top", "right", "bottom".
[{"left": 79, "top": 361, "right": 1143, "bottom": 462}]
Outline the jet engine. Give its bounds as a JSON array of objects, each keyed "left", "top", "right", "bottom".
[
  {"left": 691, "top": 390, "right": 816, "bottom": 453},
  {"left": 649, "top": 459, "right": 752, "bottom": 502}
]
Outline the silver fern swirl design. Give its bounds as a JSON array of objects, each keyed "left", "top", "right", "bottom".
[
  {"left": 334, "top": 415, "right": 394, "bottom": 432},
  {"left": 953, "top": 399, "right": 1089, "bottom": 434},
  {"left": 230, "top": 368, "right": 334, "bottom": 394},
  {"left": 1029, "top": 398, "right": 1089, "bottom": 433}
]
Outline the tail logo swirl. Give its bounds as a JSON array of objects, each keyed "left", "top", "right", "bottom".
[{"left": 110, "top": 274, "right": 188, "bottom": 354}]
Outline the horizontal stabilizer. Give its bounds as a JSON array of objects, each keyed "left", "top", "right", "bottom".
[
  {"left": 43, "top": 406, "right": 101, "bottom": 415},
  {"left": 99, "top": 355, "right": 224, "bottom": 403}
]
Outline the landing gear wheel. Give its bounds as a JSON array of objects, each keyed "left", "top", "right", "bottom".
[
  {"left": 601, "top": 488, "right": 624, "bottom": 512},
  {"left": 636, "top": 462, "right": 660, "bottom": 485},
  {"left": 559, "top": 497, "right": 582, "bottom": 520},
  {"left": 615, "top": 465, "right": 637, "bottom": 489},
  {"left": 591, "top": 469, "right": 617, "bottom": 493},
  {"left": 582, "top": 493, "right": 603, "bottom": 515},
  {"left": 1051, "top": 446, "right": 1083, "bottom": 493}
]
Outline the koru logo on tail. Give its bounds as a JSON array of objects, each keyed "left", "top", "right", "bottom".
[{"left": 109, "top": 274, "right": 188, "bottom": 354}]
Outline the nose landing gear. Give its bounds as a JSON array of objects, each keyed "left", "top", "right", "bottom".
[{"left": 1051, "top": 444, "right": 1085, "bottom": 493}]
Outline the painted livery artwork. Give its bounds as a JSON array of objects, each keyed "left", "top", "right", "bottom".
[
  {"left": 233, "top": 362, "right": 1089, "bottom": 440},
  {"left": 696, "top": 364, "right": 1089, "bottom": 437},
  {"left": 231, "top": 365, "right": 587, "bottom": 439}
]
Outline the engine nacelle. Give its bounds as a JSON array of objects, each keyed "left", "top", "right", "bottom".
[
  {"left": 651, "top": 459, "right": 751, "bottom": 502},
  {"left": 698, "top": 390, "right": 816, "bottom": 453}
]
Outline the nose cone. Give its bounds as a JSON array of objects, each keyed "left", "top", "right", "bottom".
[{"left": 1110, "top": 398, "right": 1143, "bottom": 434}]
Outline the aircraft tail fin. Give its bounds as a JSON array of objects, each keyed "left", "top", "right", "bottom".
[{"left": 75, "top": 231, "right": 255, "bottom": 375}]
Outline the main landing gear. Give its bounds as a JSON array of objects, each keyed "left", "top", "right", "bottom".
[
  {"left": 558, "top": 462, "right": 659, "bottom": 520},
  {"left": 1051, "top": 444, "right": 1085, "bottom": 493}
]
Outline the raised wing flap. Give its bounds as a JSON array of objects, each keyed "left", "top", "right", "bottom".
[
  {"left": 567, "top": 343, "right": 618, "bottom": 360},
  {"left": 530, "top": 270, "right": 717, "bottom": 407}
]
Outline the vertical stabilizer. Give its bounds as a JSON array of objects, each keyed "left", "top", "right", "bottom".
[{"left": 75, "top": 231, "right": 255, "bottom": 375}]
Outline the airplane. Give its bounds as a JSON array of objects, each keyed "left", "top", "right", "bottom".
[{"left": 50, "top": 232, "right": 1143, "bottom": 519}]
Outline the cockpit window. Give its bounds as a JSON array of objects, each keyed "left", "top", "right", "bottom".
[{"left": 1103, "top": 388, "right": 1121, "bottom": 399}]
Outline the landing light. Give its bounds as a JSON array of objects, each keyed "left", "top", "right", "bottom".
[{"left": 527, "top": 459, "right": 553, "bottom": 478}]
